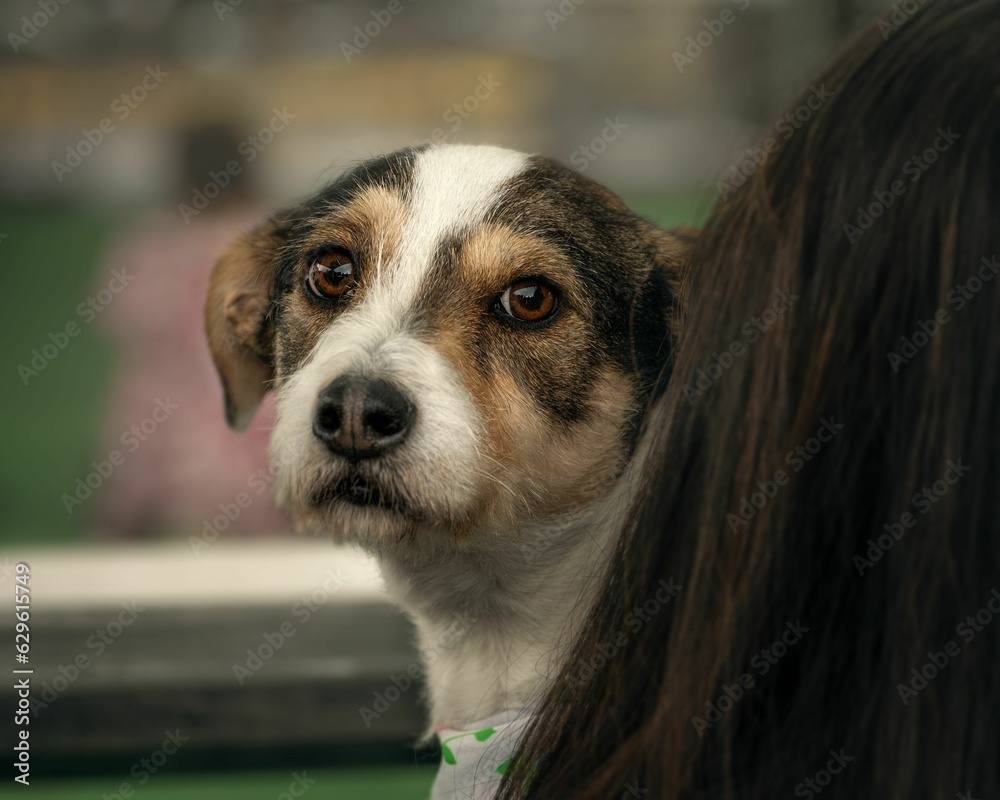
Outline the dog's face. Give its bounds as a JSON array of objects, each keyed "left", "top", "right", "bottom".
[{"left": 206, "top": 144, "right": 687, "bottom": 555}]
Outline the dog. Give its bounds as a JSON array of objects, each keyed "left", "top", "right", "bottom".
[{"left": 205, "top": 143, "right": 687, "bottom": 794}]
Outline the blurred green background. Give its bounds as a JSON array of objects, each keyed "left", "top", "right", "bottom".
[{"left": 1, "top": 207, "right": 115, "bottom": 544}]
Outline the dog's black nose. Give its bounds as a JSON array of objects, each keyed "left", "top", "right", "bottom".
[{"left": 313, "top": 375, "right": 415, "bottom": 461}]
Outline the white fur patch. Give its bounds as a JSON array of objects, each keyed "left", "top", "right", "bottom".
[{"left": 387, "top": 144, "right": 530, "bottom": 315}]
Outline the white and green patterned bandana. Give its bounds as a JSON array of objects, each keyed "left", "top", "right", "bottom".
[{"left": 431, "top": 709, "right": 532, "bottom": 800}]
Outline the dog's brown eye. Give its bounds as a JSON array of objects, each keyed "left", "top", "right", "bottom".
[
  {"left": 307, "top": 250, "right": 356, "bottom": 300},
  {"left": 498, "top": 280, "right": 557, "bottom": 324}
]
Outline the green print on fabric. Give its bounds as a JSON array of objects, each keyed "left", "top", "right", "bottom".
[{"left": 440, "top": 727, "right": 498, "bottom": 766}]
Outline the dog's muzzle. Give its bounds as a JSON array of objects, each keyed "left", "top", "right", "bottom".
[{"left": 312, "top": 375, "right": 415, "bottom": 462}]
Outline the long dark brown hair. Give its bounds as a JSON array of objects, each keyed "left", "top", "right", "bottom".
[{"left": 499, "top": 1, "right": 1000, "bottom": 797}]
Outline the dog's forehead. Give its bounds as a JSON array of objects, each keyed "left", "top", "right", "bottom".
[
  {"left": 409, "top": 144, "right": 531, "bottom": 232},
  {"left": 282, "top": 144, "right": 632, "bottom": 277},
  {"left": 308, "top": 144, "right": 532, "bottom": 237},
  {"left": 281, "top": 145, "right": 537, "bottom": 291},
  {"left": 397, "top": 145, "right": 531, "bottom": 285},
  {"left": 294, "top": 144, "right": 621, "bottom": 269}
]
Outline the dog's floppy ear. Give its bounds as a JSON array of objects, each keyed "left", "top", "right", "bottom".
[
  {"left": 205, "top": 213, "right": 291, "bottom": 431},
  {"left": 628, "top": 224, "right": 699, "bottom": 390},
  {"left": 638, "top": 223, "right": 698, "bottom": 326}
]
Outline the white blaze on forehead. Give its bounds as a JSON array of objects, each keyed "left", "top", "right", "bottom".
[{"left": 373, "top": 144, "right": 531, "bottom": 313}]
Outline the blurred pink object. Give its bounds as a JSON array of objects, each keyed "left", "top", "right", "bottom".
[{"left": 94, "top": 208, "right": 291, "bottom": 541}]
